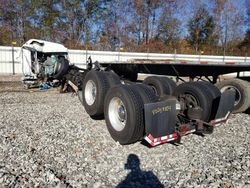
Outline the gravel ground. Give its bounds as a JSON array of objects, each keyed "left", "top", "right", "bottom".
[{"left": 0, "top": 90, "right": 250, "bottom": 187}]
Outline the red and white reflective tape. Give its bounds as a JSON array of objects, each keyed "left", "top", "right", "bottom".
[
  {"left": 144, "top": 133, "right": 178, "bottom": 147},
  {"left": 225, "top": 62, "right": 236, "bottom": 65},
  {"left": 209, "top": 111, "right": 230, "bottom": 127},
  {"left": 200, "top": 61, "right": 208, "bottom": 64},
  {"left": 119, "top": 59, "right": 240, "bottom": 65}
]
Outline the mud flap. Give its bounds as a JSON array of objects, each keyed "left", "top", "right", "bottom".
[
  {"left": 144, "top": 99, "right": 177, "bottom": 138},
  {"left": 209, "top": 90, "right": 235, "bottom": 126},
  {"left": 215, "top": 90, "right": 235, "bottom": 119}
]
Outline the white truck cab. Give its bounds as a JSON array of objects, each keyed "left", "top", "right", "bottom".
[{"left": 21, "top": 39, "right": 69, "bottom": 87}]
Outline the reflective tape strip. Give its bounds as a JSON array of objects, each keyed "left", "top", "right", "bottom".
[
  {"left": 161, "top": 135, "right": 168, "bottom": 140},
  {"left": 144, "top": 133, "right": 178, "bottom": 147},
  {"left": 200, "top": 61, "right": 208, "bottom": 64},
  {"left": 225, "top": 62, "right": 236, "bottom": 65},
  {"left": 154, "top": 142, "right": 161, "bottom": 145},
  {"left": 144, "top": 136, "right": 153, "bottom": 145},
  {"left": 172, "top": 133, "right": 178, "bottom": 138},
  {"left": 185, "top": 129, "right": 196, "bottom": 134},
  {"left": 165, "top": 138, "right": 175, "bottom": 142},
  {"left": 210, "top": 111, "right": 230, "bottom": 126},
  {"left": 148, "top": 134, "right": 154, "bottom": 140}
]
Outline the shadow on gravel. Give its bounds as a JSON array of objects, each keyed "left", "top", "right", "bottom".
[{"left": 117, "top": 154, "right": 164, "bottom": 188}]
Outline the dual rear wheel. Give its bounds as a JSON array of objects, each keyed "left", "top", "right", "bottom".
[
  {"left": 143, "top": 76, "right": 176, "bottom": 96},
  {"left": 81, "top": 70, "right": 121, "bottom": 119},
  {"left": 82, "top": 71, "right": 159, "bottom": 144},
  {"left": 173, "top": 81, "right": 221, "bottom": 122},
  {"left": 105, "top": 84, "right": 157, "bottom": 144},
  {"left": 81, "top": 72, "right": 241, "bottom": 144}
]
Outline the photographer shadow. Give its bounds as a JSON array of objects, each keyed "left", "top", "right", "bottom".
[{"left": 117, "top": 154, "right": 164, "bottom": 188}]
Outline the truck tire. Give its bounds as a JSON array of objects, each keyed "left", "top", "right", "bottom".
[
  {"left": 194, "top": 81, "right": 221, "bottom": 98},
  {"left": 215, "top": 79, "right": 250, "bottom": 113},
  {"left": 132, "top": 84, "right": 159, "bottom": 104},
  {"left": 161, "top": 77, "right": 177, "bottom": 93},
  {"left": 53, "top": 57, "right": 69, "bottom": 79},
  {"left": 104, "top": 85, "right": 145, "bottom": 144},
  {"left": 104, "top": 71, "right": 121, "bottom": 86},
  {"left": 82, "top": 70, "right": 109, "bottom": 117},
  {"left": 143, "top": 76, "right": 176, "bottom": 96},
  {"left": 78, "top": 90, "right": 83, "bottom": 104},
  {"left": 173, "top": 82, "right": 214, "bottom": 122},
  {"left": 193, "top": 81, "right": 221, "bottom": 120}
]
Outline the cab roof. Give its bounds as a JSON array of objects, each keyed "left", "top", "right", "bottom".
[{"left": 22, "top": 39, "right": 68, "bottom": 53}]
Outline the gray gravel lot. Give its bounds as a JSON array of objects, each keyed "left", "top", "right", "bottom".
[{"left": 0, "top": 89, "right": 250, "bottom": 187}]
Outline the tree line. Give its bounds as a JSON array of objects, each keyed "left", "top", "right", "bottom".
[{"left": 0, "top": 0, "right": 249, "bottom": 56}]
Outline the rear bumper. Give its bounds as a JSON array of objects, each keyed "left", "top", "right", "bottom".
[
  {"left": 209, "top": 111, "right": 231, "bottom": 127},
  {"left": 144, "top": 133, "right": 178, "bottom": 147},
  {"left": 143, "top": 90, "right": 235, "bottom": 147},
  {"left": 144, "top": 111, "right": 231, "bottom": 147}
]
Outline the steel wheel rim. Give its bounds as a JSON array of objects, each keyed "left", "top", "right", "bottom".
[
  {"left": 185, "top": 93, "right": 199, "bottom": 109},
  {"left": 150, "top": 85, "right": 158, "bottom": 95},
  {"left": 85, "top": 80, "right": 97, "bottom": 106},
  {"left": 108, "top": 97, "right": 127, "bottom": 131},
  {"left": 220, "top": 85, "right": 241, "bottom": 106}
]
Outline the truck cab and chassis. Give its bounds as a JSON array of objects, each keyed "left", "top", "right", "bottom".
[{"left": 20, "top": 39, "right": 250, "bottom": 146}]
